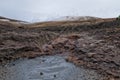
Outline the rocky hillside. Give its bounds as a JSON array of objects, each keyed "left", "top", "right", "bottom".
[{"left": 0, "top": 16, "right": 120, "bottom": 80}]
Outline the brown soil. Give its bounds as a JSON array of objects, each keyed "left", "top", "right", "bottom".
[{"left": 0, "top": 17, "right": 120, "bottom": 80}]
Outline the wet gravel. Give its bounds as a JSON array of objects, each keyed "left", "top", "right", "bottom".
[{"left": 0, "top": 55, "right": 104, "bottom": 80}]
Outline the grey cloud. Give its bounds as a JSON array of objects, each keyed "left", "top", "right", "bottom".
[{"left": 0, "top": 0, "right": 120, "bottom": 22}]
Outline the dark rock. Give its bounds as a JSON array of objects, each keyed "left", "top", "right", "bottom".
[{"left": 40, "top": 72, "right": 43, "bottom": 76}]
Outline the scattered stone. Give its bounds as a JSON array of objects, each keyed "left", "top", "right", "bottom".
[
  {"left": 42, "top": 59, "right": 45, "bottom": 62},
  {"left": 87, "top": 53, "right": 96, "bottom": 57},
  {"left": 40, "top": 72, "right": 43, "bottom": 76},
  {"left": 42, "top": 44, "right": 53, "bottom": 52},
  {"left": 12, "top": 63, "right": 15, "bottom": 66},
  {"left": 54, "top": 74, "right": 56, "bottom": 78}
]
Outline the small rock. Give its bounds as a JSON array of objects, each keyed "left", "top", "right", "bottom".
[
  {"left": 40, "top": 72, "right": 43, "bottom": 75},
  {"left": 54, "top": 75, "right": 56, "bottom": 78},
  {"left": 12, "top": 63, "right": 15, "bottom": 66},
  {"left": 42, "top": 44, "right": 53, "bottom": 52},
  {"left": 87, "top": 53, "right": 96, "bottom": 57}
]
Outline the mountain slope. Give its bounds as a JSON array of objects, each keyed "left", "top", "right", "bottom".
[{"left": 0, "top": 16, "right": 120, "bottom": 80}]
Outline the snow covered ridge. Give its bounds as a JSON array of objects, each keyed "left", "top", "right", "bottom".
[{"left": 53, "top": 16, "right": 100, "bottom": 21}]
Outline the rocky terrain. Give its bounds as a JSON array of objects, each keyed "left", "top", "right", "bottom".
[{"left": 0, "top": 16, "right": 120, "bottom": 80}]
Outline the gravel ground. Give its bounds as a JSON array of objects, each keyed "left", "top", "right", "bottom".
[{"left": 0, "top": 55, "right": 104, "bottom": 80}]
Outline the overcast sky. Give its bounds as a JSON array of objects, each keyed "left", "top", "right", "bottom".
[{"left": 0, "top": 0, "right": 120, "bottom": 22}]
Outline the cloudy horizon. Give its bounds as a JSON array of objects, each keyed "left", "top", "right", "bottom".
[{"left": 0, "top": 0, "right": 120, "bottom": 22}]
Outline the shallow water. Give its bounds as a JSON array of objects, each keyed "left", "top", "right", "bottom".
[{"left": 0, "top": 55, "right": 104, "bottom": 80}]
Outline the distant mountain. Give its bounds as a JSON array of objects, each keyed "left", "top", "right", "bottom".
[
  {"left": 29, "top": 16, "right": 101, "bottom": 22},
  {"left": 53, "top": 16, "right": 101, "bottom": 21},
  {"left": 0, "top": 16, "right": 28, "bottom": 23},
  {"left": 0, "top": 16, "right": 29, "bottom": 28}
]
